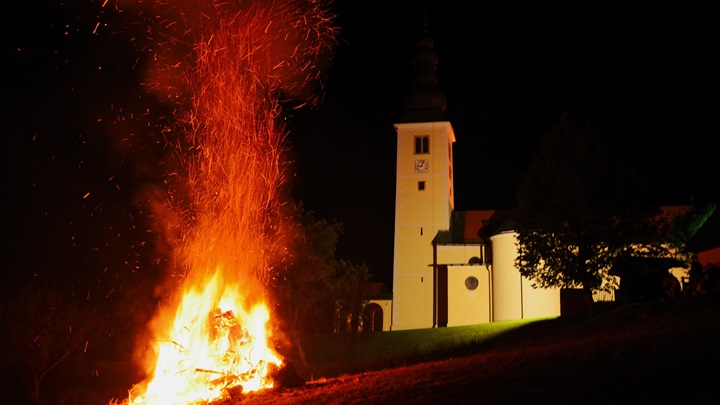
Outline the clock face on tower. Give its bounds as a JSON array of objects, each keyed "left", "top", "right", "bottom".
[{"left": 414, "top": 159, "right": 429, "bottom": 173}]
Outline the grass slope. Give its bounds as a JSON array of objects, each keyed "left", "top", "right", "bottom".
[{"left": 227, "top": 294, "right": 720, "bottom": 404}]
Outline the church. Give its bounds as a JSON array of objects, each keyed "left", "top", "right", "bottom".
[{"left": 362, "top": 27, "right": 561, "bottom": 332}]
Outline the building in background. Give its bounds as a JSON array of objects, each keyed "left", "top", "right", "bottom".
[{"left": 386, "top": 26, "right": 560, "bottom": 331}]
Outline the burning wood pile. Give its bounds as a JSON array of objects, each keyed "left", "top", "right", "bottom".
[{"left": 108, "top": 1, "right": 337, "bottom": 404}]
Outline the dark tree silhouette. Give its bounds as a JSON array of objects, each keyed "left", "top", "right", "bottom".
[
  {"left": 276, "top": 204, "right": 343, "bottom": 336},
  {"left": 330, "top": 259, "right": 371, "bottom": 365},
  {"left": 333, "top": 259, "right": 371, "bottom": 335},
  {"left": 269, "top": 203, "right": 370, "bottom": 368},
  {"left": 512, "top": 114, "right": 664, "bottom": 312},
  {"left": 0, "top": 284, "right": 101, "bottom": 404}
]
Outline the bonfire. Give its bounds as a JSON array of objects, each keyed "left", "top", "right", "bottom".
[{"left": 109, "top": 1, "right": 337, "bottom": 403}]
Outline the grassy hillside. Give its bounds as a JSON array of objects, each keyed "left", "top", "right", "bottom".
[
  {"left": 294, "top": 318, "right": 549, "bottom": 379},
  {"left": 229, "top": 293, "right": 720, "bottom": 404},
  {"left": 287, "top": 294, "right": 720, "bottom": 381}
]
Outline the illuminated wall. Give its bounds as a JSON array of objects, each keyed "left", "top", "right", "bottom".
[
  {"left": 365, "top": 299, "right": 392, "bottom": 332},
  {"left": 392, "top": 121, "right": 455, "bottom": 330},
  {"left": 490, "top": 231, "right": 561, "bottom": 321},
  {"left": 447, "top": 265, "right": 492, "bottom": 326},
  {"left": 436, "top": 245, "right": 491, "bottom": 326}
]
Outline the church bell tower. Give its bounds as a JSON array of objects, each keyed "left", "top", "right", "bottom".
[{"left": 392, "top": 24, "right": 456, "bottom": 330}]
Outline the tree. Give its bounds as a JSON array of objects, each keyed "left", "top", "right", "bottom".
[
  {"left": 333, "top": 259, "right": 371, "bottom": 334},
  {"left": 512, "top": 114, "right": 664, "bottom": 311},
  {"left": 269, "top": 203, "right": 371, "bottom": 368},
  {"left": 328, "top": 259, "right": 371, "bottom": 366},
  {"left": 272, "top": 203, "right": 343, "bottom": 365},
  {"left": 667, "top": 203, "right": 716, "bottom": 249},
  {"left": 0, "top": 284, "right": 101, "bottom": 404}
]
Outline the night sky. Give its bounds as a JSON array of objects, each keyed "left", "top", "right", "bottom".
[{"left": 2, "top": 1, "right": 714, "bottom": 291}]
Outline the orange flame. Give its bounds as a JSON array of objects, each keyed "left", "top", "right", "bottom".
[
  {"left": 127, "top": 271, "right": 281, "bottom": 404},
  {"left": 113, "top": 1, "right": 336, "bottom": 404}
]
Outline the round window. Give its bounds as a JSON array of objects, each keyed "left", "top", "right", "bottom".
[{"left": 465, "top": 276, "right": 479, "bottom": 290}]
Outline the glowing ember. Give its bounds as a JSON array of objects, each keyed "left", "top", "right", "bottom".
[
  {"left": 111, "top": 0, "right": 336, "bottom": 403},
  {"left": 127, "top": 272, "right": 281, "bottom": 404}
]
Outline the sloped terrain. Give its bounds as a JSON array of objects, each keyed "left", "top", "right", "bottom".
[{"left": 222, "top": 295, "right": 720, "bottom": 404}]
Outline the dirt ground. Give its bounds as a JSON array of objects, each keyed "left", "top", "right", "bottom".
[{"left": 218, "top": 295, "right": 720, "bottom": 404}]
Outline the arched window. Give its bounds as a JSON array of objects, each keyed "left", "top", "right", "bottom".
[
  {"left": 361, "top": 303, "right": 384, "bottom": 332},
  {"left": 414, "top": 135, "right": 429, "bottom": 154},
  {"left": 468, "top": 256, "right": 482, "bottom": 265}
]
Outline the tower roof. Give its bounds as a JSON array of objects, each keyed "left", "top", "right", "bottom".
[{"left": 399, "top": 23, "right": 447, "bottom": 123}]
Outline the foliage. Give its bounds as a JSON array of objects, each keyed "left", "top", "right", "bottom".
[
  {"left": 270, "top": 203, "right": 340, "bottom": 353},
  {"left": 0, "top": 283, "right": 102, "bottom": 404},
  {"left": 280, "top": 204, "right": 340, "bottom": 330},
  {"left": 333, "top": 260, "right": 371, "bottom": 334},
  {"left": 270, "top": 202, "right": 371, "bottom": 365},
  {"left": 667, "top": 203, "right": 716, "bottom": 248},
  {"left": 512, "top": 114, "right": 664, "bottom": 301}
]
